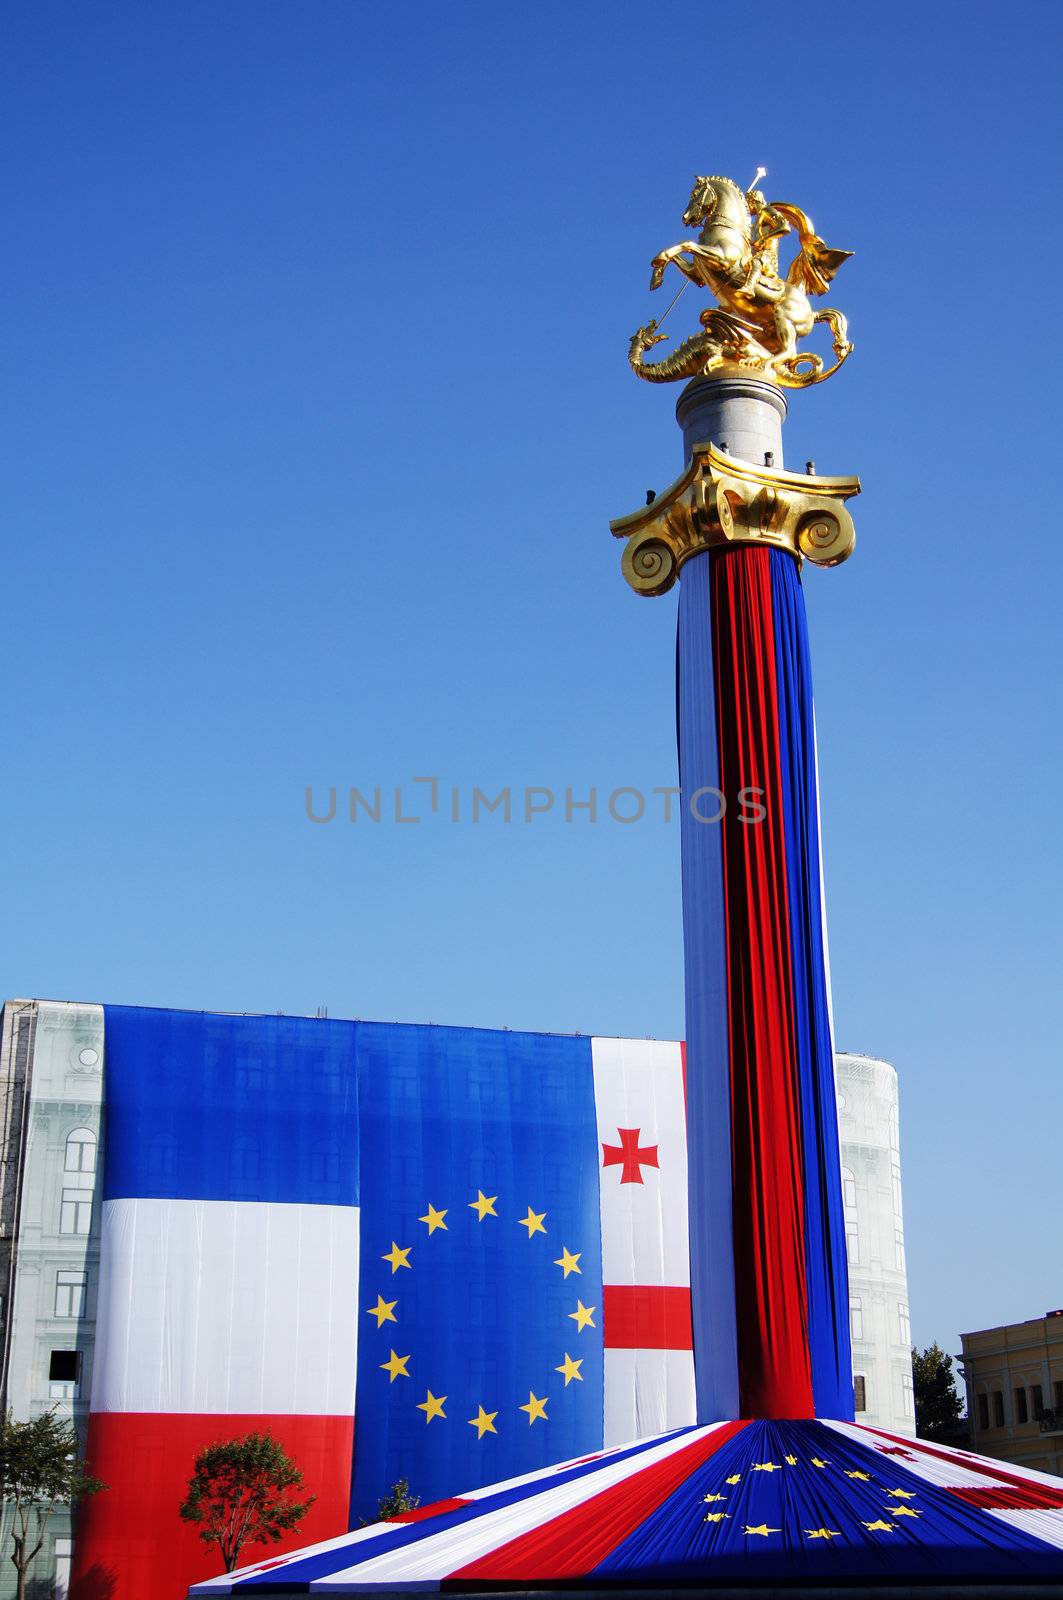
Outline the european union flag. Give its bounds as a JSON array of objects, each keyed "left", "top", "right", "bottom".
[{"left": 350, "top": 1024, "right": 604, "bottom": 1523}]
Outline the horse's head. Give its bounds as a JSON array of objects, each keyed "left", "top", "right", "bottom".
[{"left": 683, "top": 175, "right": 749, "bottom": 239}]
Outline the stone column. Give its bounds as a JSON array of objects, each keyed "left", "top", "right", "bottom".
[{"left": 611, "top": 373, "right": 860, "bottom": 1422}]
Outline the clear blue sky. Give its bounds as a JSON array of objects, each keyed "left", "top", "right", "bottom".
[{"left": 2, "top": 0, "right": 1060, "bottom": 1365}]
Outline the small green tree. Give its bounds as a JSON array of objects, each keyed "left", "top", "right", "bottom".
[
  {"left": 179, "top": 1430, "right": 315, "bottom": 1572},
  {"left": 0, "top": 1409, "right": 105, "bottom": 1600},
  {"left": 912, "top": 1342, "right": 965, "bottom": 1440},
  {"left": 375, "top": 1479, "right": 420, "bottom": 1521}
]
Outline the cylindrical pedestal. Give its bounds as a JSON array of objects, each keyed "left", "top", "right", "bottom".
[
  {"left": 676, "top": 373, "right": 787, "bottom": 468},
  {"left": 677, "top": 376, "right": 853, "bottom": 1423}
]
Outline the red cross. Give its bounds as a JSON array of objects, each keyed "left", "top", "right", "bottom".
[{"left": 602, "top": 1127, "right": 659, "bottom": 1185}]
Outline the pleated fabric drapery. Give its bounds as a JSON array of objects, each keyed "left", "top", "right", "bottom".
[{"left": 678, "top": 544, "right": 853, "bottom": 1422}]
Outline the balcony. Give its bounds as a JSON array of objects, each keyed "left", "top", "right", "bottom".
[{"left": 1038, "top": 1409, "right": 1063, "bottom": 1435}]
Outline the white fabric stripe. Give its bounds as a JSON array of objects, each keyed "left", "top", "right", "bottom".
[
  {"left": 990, "top": 1509, "right": 1063, "bottom": 1550},
  {"left": 591, "top": 1037, "right": 689, "bottom": 1287},
  {"left": 603, "top": 1348, "right": 696, "bottom": 1448},
  {"left": 92, "top": 1198, "right": 359, "bottom": 1414},
  {"left": 317, "top": 1424, "right": 725, "bottom": 1587},
  {"left": 812, "top": 715, "right": 838, "bottom": 1052}
]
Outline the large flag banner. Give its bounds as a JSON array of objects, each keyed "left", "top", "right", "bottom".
[
  {"left": 349, "top": 1024, "right": 605, "bottom": 1521},
  {"left": 71, "top": 1014, "right": 695, "bottom": 1598},
  {"left": 72, "top": 1008, "right": 362, "bottom": 1599}
]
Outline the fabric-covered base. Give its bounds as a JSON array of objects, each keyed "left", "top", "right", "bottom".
[{"left": 188, "top": 1421, "right": 1063, "bottom": 1596}]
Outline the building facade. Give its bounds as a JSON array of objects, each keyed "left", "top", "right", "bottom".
[
  {"left": 0, "top": 1003, "right": 911, "bottom": 1597},
  {"left": 0, "top": 999, "right": 103, "bottom": 1599},
  {"left": 835, "top": 1052, "right": 915, "bottom": 1435},
  {"left": 959, "top": 1312, "right": 1063, "bottom": 1477}
]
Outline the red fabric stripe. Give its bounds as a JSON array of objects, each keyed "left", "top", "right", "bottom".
[
  {"left": 451, "top": 1422, "right": 746, "bottom": 1580},
  {"left": 711, "top": 548, "right": 813, "bottom": 1418},
  {"left": 70, "top": 1412, "right": 353, "bottom": 1600},
  {"left": 950, "top": 1484, "right": 1063, "bottom": 1511},
  {"left": 603, "top": 1285, "right": 693, "bottom": 1350},
  {"left": 394, "top": 1497, "right": 472, "bottom": 1521}
]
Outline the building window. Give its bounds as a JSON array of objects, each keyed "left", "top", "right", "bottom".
[
  {"left": 1055, "top": 1380, "right": 1063, "bottom": 1411},
  {"left": 48, "top": 1349, "right": 80, "bottom": 1400},
  {"left": 64, "top": 1127, "right": 96, "bottom": 1175},
  {"left": 1031, "top": 1384, "right": 1044, "bottom": 1418},
  {"left": 1015, "top": 1386, "right": 1029, "bottom": 1424},
  {"left": 842, "top": 1166, "right": 857, "bottom": 1210},
  {"left": 898, "top": 1302, "right": 911, "bottom": 1346},
  {"left": 901, "top": 1369, "right": 915, "bottom": 1419},
  {"left": 60, "top": 1189, "right": 92, "bottom": 1235},
  {"left": 993, "top": 1389, "right": 1005, "bottom": 1427},
  {"left": 888, "top": 1102, "right": 899, "bottom": 1151},
  {"left": 854, "top": 1374, "right": 867, "bottom": 1412},
  {"left": 978, "top": 1393, "right": 989, "bottom": 1431},
  {"left": 849, "top": 1296, "right": 863, "bottom": 1342},
  {"left": 891, "top": 1161, "right": 903, "bottom": 1219},
  {"left": 846, "top": 1225, "right": 859, "bottom": 1266},
  {"left": 55, "top": 1271, "right": 87, "bottom": 1318},
  {"left": 894, "top": 1227, "right": 906, "bottom": 1272}
]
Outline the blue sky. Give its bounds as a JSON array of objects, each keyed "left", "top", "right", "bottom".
[{"left": 2, "top": 0, "right": 1060, "bottom": 1362}]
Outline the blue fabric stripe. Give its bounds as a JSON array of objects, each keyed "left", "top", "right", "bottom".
[
  {"left": 232, "top": 1430, "right": 696, "bottom": 1588},
  {"left": 592, "top": 1419, "right": 1063, "bottom": 1582},
  {"left": 677, "top": 552, "right": 739, "bottom": 1422},
  {"left": 769, "top": 554, "right": 853, "bottom": 1419},
  {"left": 349, "top": 1024, "right": 604, "bottom": 1526},
  {"left": 101, "top": 1006, "right": 359, "bottom": 1206}
]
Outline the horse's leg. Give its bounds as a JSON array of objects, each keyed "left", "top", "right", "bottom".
[
  {"left": 815, "top": 306, "right": 853, "bottom": 357},
  {"left": 649, "top": 242, "right": 703, "bottom": 292}
]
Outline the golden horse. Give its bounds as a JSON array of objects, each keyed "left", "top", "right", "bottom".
[{"left": 642, "top": 174, "right": 853, "bottom": 386}]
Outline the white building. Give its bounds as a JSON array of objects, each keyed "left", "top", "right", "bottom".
[
  {"left": 0, "top": 999, "right": 103, "bottom": 1599},
  {"left": 836, "top": 1051, "right": 915, "bottom": 1435}
]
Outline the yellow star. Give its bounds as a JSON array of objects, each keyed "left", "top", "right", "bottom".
[
  {"left": 468, "top": 1404, "right": 498, "bottom": 1439},
  {"left": 366, "top": 1295, "right": 397, "bottom": 1327},
  {"left": 554, "top": 1246, "right": 582, "bottom": 1278},
  {"left": 703, "top": 1512, "right": 730, "bottom": 1523},
  {"left": 555, "top": 1353, "right": 584, "bottom": 1386},
  {"left": 519, "top": 1206, "right": 547, "bottom": 1238},
  {"left": 785, "top": 1454, "right": 798, "bottom": 1465},
  {"left": 811, "top": 1457, "right": 830, "bottom": 1469},
  {"left": 725, "top": 1474, "right": 742, "bottom": 1486},
  {"left": 846, "top": 1470, "right": 871, "bottom": 1480},
  {"left": 805, "top": 1528, "right": 840, "bottom": 1540},
  {"left": 419, "top": 1203, "right": 448, "bottom": 1235},
  {"left": 417, "top": 1389, "right": 446, "bottom": 1422},
  {"left": 752, "top": 1461, "right": 782, "bottom": 1473},
  {"left": 703, "top": 1493, "right": 727, "bottom": 1503},
  {"left": 382, "top": 1241, "right": 412, "bottom": 1274},
  {"left": 469, "top": 1190, "right": 497, "bottom": 1221},
  {"left": 863, "top": 1520, "right": 895, "bottom": 1533},
  {"left": 890, "top": 1505, "right": 922, "bottom": 1518},
  {"left": 519, "top": 1390, "right": 548, "bottom": 1424},
  {"left": 743, "top": 1523, "right": 779, "bottom": 1536},
  {"left": 886, "top": 1489, "right": 917, "bottom": 1499},
  {"left": 380, "top": 1349, "right": 410, "bottom": 1382},
  {"left": 568, "top": 1300, "right": 596, "bottom": 1332}
]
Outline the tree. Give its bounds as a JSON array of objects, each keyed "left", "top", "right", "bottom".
[
  {"left": 364, "top": 1478, "right": 420, "bottom": 1525},
  {"left": 0, "top": 1409, "right": 104, "bottom": 1600},
  {"left": 912, "top": 1342, "right": 965, "bottom": 1441},
  {"left": 179, "top": 1430, "right": 315, "bottom": 1573}
]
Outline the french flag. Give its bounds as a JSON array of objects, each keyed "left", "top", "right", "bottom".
[{"left": 72, "top": 1008, "right": 362, "bottom": 1598}]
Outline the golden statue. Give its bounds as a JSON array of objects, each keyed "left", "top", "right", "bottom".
[{"left": 630, "top": 174, "right": 853, "bottom": 389}]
